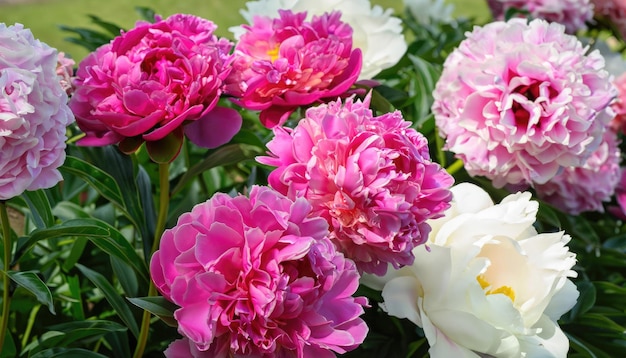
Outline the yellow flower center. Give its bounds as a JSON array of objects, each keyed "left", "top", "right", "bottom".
[
  {"left": 477, "top": 274, "right": 515, "bottom": 301},
  {"left": 267, "top": 46, "right": 280, "bottom": 62}
]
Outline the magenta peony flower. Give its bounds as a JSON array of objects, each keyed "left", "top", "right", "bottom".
[
  {"left": 432, "top": 19, "right": 615, "bottom": 188},
  {"left": 534, "top": 130, "right": 621, "bottom": 215},
  {"left": 226, "top": 10, "right": 362, "bottom": 128},
  {"left": 150, "top": 185, "right": 368, "bottom": 357},
  {"left": 486, "top": 0, "right": 593, "bottom": 34},
  {"left": 258, "top": 95, "right": 454, "bottom": 275},
  {"left": 70, "top": 14, "right": 242, "bottom": 156},
  {"left": 0, "top": 23, "right": 74, "bottom": 200}
]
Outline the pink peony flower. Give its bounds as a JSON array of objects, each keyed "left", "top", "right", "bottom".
[
  {"left": 70, "top": 14, "right": 242, "bottom": 155},
  {"left": 257, "top": 95, "right": 454, "bottom": 275},
  {"left": 486, "top": 0, "right": 594, "bottom": 34},
  {"left": 226, "top": 10, "right": 362, "bottom": 128},
  {"left": 0, "top": 23, "right": 74, "bottom": 200},
  {"left": 150, "top": 185, "right": 368, "bottom": 357},
  {"left": 610, "top": 72, "right": 626, "bottom": 134},
  {"left": 593, "top": 0, "right": 626, "bottom": 41},
  {"left": 56, "top": 52, "right": 75, "bottom": 96},
  {"left": 432, "top": 18, "right": 615, "bottom": 188},
  {"left": 534, "top": 130, "right": 621, "bottom": 215}
]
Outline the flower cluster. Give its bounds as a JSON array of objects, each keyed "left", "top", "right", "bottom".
[
  {"left": 70, "top": 14, "right": 242, "bottom": 157},
  {"left": 227, "top": 9, "right": 362, "bottom": 128},
  {"left": 258, "top": 95, "right": 454, "bottom": 275},
  {"left": 432, "top": 18, "right": 615, "bottom": 188},
  {"left": 0, "top": 23, "right": 74, "bottom": 200},
  {"left": 150, "top": 186, "right": 368, "bottom": 357},
  {"left": 365, "top": 183, "right": 579, "bottom": 357}
]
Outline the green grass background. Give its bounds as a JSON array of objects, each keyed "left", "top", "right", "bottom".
[{"left": 1, "top": 0, "right": 489, "bottom": 62}]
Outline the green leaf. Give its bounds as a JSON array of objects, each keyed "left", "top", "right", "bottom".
[
  {"left": 127, "top": 296, "right": 178, "bottom": 327},
  {"left": 569, "top": 280, "right": 596, "bottom": 320},
  {"left": 76, "top": 264, "right": 140, "bottom": 338},
  {"left": 21, "top": 190, "right": 54, "bottom": 229},
  {"left": 135, "top": 6, "right": 157, "bottom": 22},
  {"left": 16, "top": 219, "right": 109, "bottom": 261},
  {"left": 65, "top": 275, "right": 85, "bottom": 321},
  {"left": 0, "top": 329, "right": 16, "bottom": 358},
  {"left": 86, "top": 14, "right": 123, "bottom": 37},
  {"left": 172, "top": 143, "right": 263, "bottom": 195},
  {"left": 111, "top": 255, "right": 139, "bottom": 297},
  {"left": 537, "top": 203, "right": 561, "bottom": 229},
  {"left": 603, "top": 233, "right": 626, "bottom": 251},
  {"left": 31, "top": 348, "right": 108, "bottom": 358},
  {"left": 7, "top": 271, "right": 55, "bottom": 314},
  {"left": 59, "top": 156, "right": 126, "bottom": 214},
  {"left": 567, "top": 333, "right": 612, "bottom": 358},
  {"left": 18, "top": 218, "right": 148, "bottom": 282},
  {"left": 62, "top": 237, "right": 88, "bottom": 272},
  {"left": 407, "top": 54, "right": 441, "bottom": 127}
]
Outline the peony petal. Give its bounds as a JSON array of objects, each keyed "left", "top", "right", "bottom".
[{"left": 184, "top": 107, "right": 243, "bottom": 148}]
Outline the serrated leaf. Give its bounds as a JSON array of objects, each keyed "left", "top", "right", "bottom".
[
  {"left": 7, "top": 271, "right": 55, "bottom": 314},
  {"left": 76, "top": 264, "right": 140, "bottom": 338}
]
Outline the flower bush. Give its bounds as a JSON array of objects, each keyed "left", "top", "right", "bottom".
[{"left": 1, "top": 0, "right": 626, "bottom": 357}]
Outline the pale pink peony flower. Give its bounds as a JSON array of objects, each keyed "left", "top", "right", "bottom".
[
  {"left": 226, "top": 10, "right": 362, "bottom": 128},
  {"left": 432, "top": 18, "right": 615, "bottom": 188},
  {"left": 0, "top": 23, "right": 74, "bottom": 200},
  {"left": 150, "top": 185, "right": 368, "bottom": 357},
  {"left": 258, "top": 95, "right": 454, "bottom": 275},
  {"left": 609, "top": 72, "right": 626, "bottom": 134},
  {"left": 534, "top": 130, "right": 621, "bottom": 215},
  {"left": 593, "top": 0, "right": 626, "bottom": 41},
  {"left": 486, "top": 0, "right": 594, "bottom": 34},
  {"left": 70, "top": 14, "right": 242, "bottom": 154},
  {"left": 56, "top": 52, "right": 74, "bottom": 96}
]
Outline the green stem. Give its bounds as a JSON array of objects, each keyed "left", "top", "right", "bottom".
[
  {"left": 434, "top": 127, "right": 446, "bottom": 168},
  {"left": 0, "top": 201, "right": 13, "bottom": 351},
  {"left": 446, "top": 159, "right": 465, "bottom": 176},
  {"left": 134, "top": 162, "right": 170, "bottom": 358}
]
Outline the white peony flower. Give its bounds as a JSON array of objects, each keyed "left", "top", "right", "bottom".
[
  {"left": 404, "top": 0, "right": 455, "bottom": 25},
  {"left": 363, "top": 183, "right": 579, "bottom": 358},
  {"left": 231, "top": 0, "right": 408, "bottom": 79}
]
